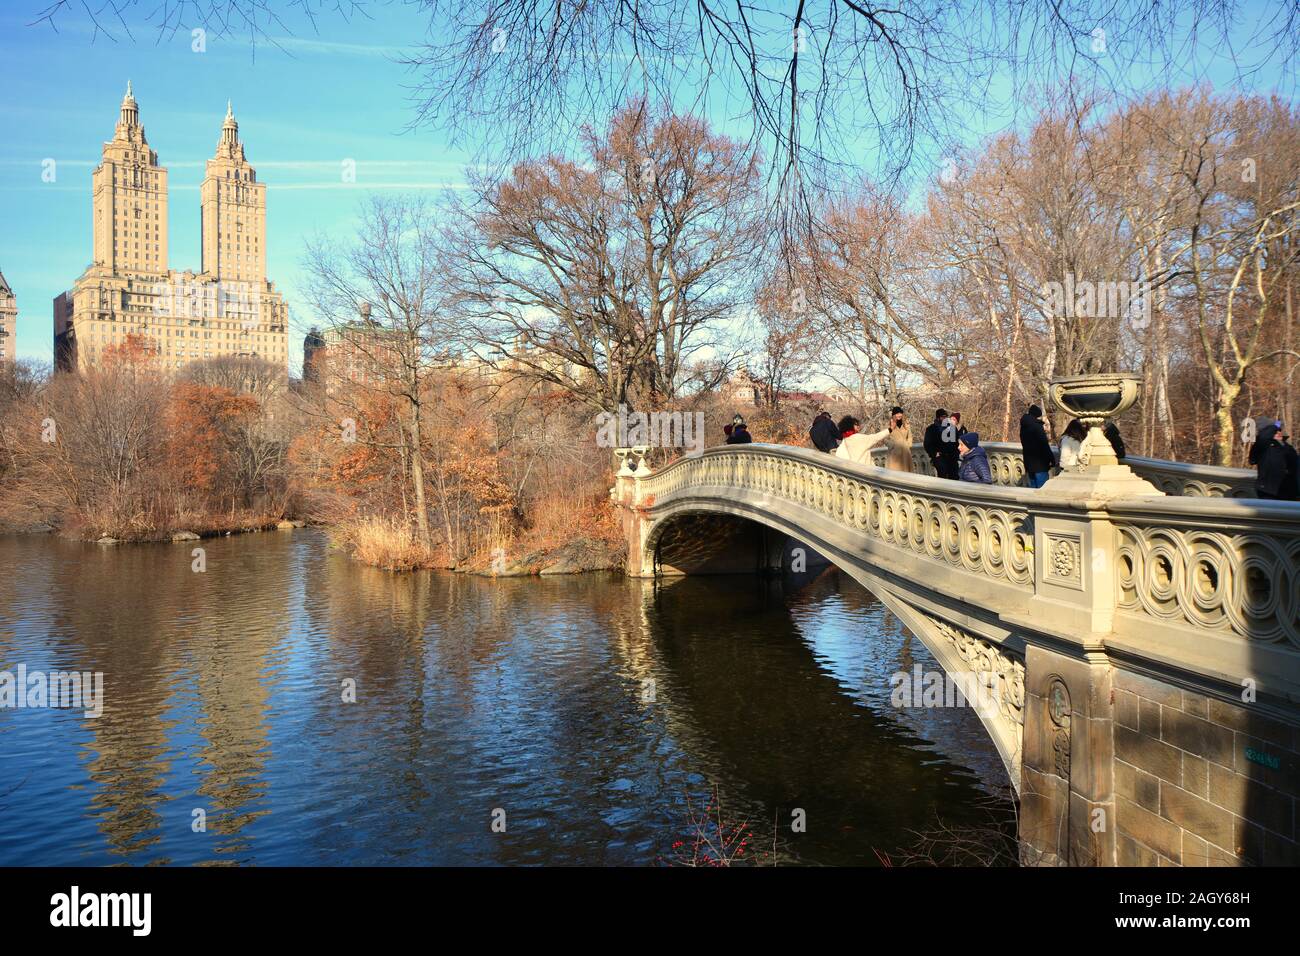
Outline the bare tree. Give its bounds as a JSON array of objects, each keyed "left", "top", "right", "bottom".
[
  {"left": 804, "top": 187, "right": 940, "bottom": 405},
  {"left": 397, "top": 1, "right": 1300, "bottom": 251},
  {"left": 301, "top": 195, "right": 458, "bottom": 546},
  {"left": 181, "top": 354, "right": 285, "bottom": 401},
  {"left": 446, "top": 102, "right": 761, "bottom": 415},
  {"left": 793, "top": 87, "right": 1298, "bottom": 457},
  {"left": 26, "top": 346, "right": 169, "bottom": 531},
  {"left": 750, "top": 264, "right": 818, "bottom": 410},
  {"left": 1135, "top": 92, "right": 1300, "bottom": 463}
]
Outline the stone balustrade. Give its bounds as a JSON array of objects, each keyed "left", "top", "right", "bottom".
[
  {"left": 658, "top": 444, "right": 1290, "bottom": 636},
  {"left": 631, "top": 444, "right": 1299, "bottom": 685},
  {"left": 872, "top": 441, "right": 1258, "bottom": 497},
  {"left": 1107, "top": 494, "right": 1300, "bottom": 658},
  {"left": 639, "top": 445, "right": 1038, "bottom": 589}
]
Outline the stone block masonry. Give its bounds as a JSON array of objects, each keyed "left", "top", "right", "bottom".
[{"left": 1113, "top": 670, "right": 1298, "bottom": 866}]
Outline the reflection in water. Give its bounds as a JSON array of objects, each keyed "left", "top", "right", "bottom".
[{"left": 0, "top": 531, "right": 1014, "bottom": 865}]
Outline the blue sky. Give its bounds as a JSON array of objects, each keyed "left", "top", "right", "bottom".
[{"left": 0, "top": 2, "right": 1292, "bottom": 371}]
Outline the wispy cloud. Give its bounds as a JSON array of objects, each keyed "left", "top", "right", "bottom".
[
  {"left": 255, "top": 159, "right": 478, "bottom": 171},
  {"left": 0, "top": 185, "right": 87, "bottom": 192},
  {"left": 261, "top": 35, "right": 417, "bottom": 59},
  {"left": 269, "top": 181, "right": 472, "bottom": 191},
  {"left": 0, "top": 159, "right": 97, "bottom": 167},
  {"left": 13, "top": 13, "right": 415, "bottom": 58}
]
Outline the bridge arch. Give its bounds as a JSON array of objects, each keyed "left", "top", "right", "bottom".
[{"left": 642, "top": 494, "right": 1027, "bottom": 788}]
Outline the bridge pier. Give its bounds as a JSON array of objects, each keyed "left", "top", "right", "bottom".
[
  {"left": 613, "top": 468, "right": 654, "bottom": 578},
  {"left": 1020, "top": 645, "right": 1117, "bottom": 865}
]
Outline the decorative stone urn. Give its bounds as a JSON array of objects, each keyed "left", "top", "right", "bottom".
[
  {"left": 1049, "top": 373, "right": 1141, "bottom": 468},
  {"left": 630, "top": 445, "right": 652, "bottom": 475},
  {"left": 614, "top": 448, "right": 635, "bottom": 477},
  {"left": 1042, "top": 373, "right": 1162, "bottom": 498},
  {"left": 614, "top": 445, "right": 654, "bottom": 477}
]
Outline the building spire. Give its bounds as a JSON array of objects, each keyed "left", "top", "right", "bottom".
[
  {"left": 120, "top": 80, "right": 139, "bottom": 128},
  {"left": 221, "top": 100, "right": 238, "bottom": 139}
]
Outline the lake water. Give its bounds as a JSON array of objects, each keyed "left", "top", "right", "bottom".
[{"left": 0, "top": 530, "right": 1014, "bottom": 865}]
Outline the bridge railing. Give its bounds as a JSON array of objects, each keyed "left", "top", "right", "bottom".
[
  {"left": 872, "top": 441, "right": 1258, "bottom": 497},
  {"left": 638, "top": 444, "right": 1051, "bottom": 591},
  {"left": 1105, "top": 494, "right": 1300, "bottom": 672}
]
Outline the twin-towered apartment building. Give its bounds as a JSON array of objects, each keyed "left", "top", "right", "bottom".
[
  {"left": 53, "top": 83, "right": 289, "bottom": 371},
  {"left": 0, "top": 271, "right": 15, "bottom": 366}
]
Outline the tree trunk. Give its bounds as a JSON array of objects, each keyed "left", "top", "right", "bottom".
[
  {"left": 1002, "top": 319, "right": 1020, "bottom": 442},
  {"left": 1212, "top": 382, "right": 1239, "bottom": 467},
  {"left": 408, "top": 410, "right": 431, "bottom": 547},
  {"left": 1286, "top": 279, "right": 1295, "bottom": 434}
]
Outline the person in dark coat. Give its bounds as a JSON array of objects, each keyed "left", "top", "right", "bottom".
[
  {"left": 1248, "top": 418, "right": 1272, "bottom": 473},
  {"left": 923, "top": 408, "right": 960, "bottom": 479},
  {"left": 1103, "top": 420, "right": 1126, "bottom": 460},
  {"left": 1252, "top": 423, "right": 1296, "bottom": 499},
  {"left": 726, "top": 419, "right": 753, "bottom": 444},
  {"left": 957, "top": 432, "right": 993, "bottom": 484},
  {"left": 1019, "top": 404, "right": 1056, "bottom": 488},
  {"left": 810, "top": 411, "right": 840, "bottom": 453},
  {"left": 1283, "top": 433, "right": 1300, "bottom": 499}
]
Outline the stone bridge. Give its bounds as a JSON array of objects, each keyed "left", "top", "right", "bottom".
[{"left": 611, "top": 440, "right": 1300, "bottom": 866}]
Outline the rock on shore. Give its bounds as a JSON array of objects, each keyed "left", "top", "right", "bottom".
[{"left": 473, "top": 537, "right": 623, "bottom": 577}]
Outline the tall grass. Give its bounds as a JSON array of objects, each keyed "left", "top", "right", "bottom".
[{"left": 331, "top": 516, "right": 437, "bottom": 571}]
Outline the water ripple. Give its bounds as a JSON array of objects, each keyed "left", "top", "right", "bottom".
[{"left": 0, "top": 531, "right": 1013, "bottom": 865}]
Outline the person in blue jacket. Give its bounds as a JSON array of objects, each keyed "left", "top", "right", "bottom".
[{"left": 957, "top": 432, "right": 993, "bottom": 484}]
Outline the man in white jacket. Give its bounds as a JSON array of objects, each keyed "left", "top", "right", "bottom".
[{"left": 833, "top": 416, "right": 891, "bottom": 464}]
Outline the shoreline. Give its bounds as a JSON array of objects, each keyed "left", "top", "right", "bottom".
[{"left": 2, "top": 519, "right": 626, "bottom": 577}]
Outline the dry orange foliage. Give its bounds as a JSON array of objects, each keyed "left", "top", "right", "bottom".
[{"left": 164, "top": 383, "right": 259, "bottom": 499}]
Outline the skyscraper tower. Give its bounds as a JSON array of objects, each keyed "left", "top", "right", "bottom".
[
  {"left": 201, "top": 102, "right": 266, "bottom": 287},
  {"left": 55, "top": 86, "right": 288, "bottom": 372},
  {"left": 91, "top": 81, "right": 169, "bottom": 276}
]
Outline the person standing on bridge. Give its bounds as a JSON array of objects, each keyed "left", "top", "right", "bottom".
[
  {"left": 834, "top": 415, "right": 889, "bottom": 464},
  {"left": 1284, "top": 432, "right": 1300, "bottom": 499},
  {"left": 924, "top": 408, "right": 960, "bottom": 479},
  {"left": 1057, "top": 418, "right": 1089, "bottom": 471},
  {"left": 884, "top": 406, "right": 914, "bottom": 472},
  {"left": 810, "top": 411, "right": 841, "bottom": 453},
  {"left": 957, "top": 432, "right": 993, "bottom": 484},
  {"left": 1251, "top": 421, "right": 1297, "bottom": 500},
  {"left": 1248, "top": 415, "right": 1274, "bottom": 472},
  {"left": 1020, "top": 404, "right": 1056, "bottom": 488},
  {"left": 1103, "top": 420, "right": 1127, "bottom": 460},
  {"left": 726, "top": 418, "right": 753, "bottom": 444}
]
